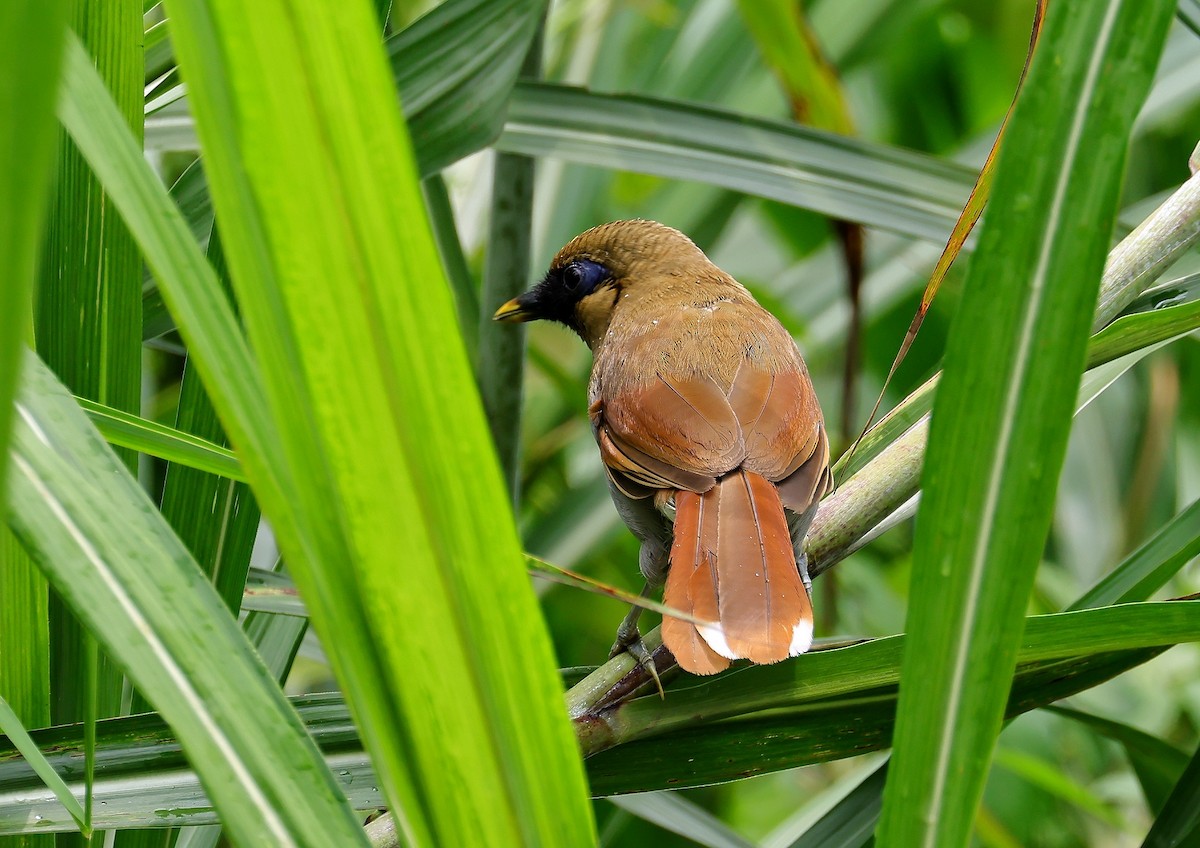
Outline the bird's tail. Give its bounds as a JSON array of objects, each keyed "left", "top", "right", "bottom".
[{"left": 662, "top": 469, "right": 813, "bottom": 675}]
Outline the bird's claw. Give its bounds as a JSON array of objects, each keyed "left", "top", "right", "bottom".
[{"left": 608, "top": 628, "right": 665, "bottom": 699}]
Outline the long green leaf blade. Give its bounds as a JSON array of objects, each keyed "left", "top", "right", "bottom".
[
  {"left": 875, "top": 3, "right": 1175, "bottom": 846},
  {"left": 6, "top": 354, "right": 369, "bottom": 846},
  {"left": 41, "top": 4, "right": 146, "bottom": 762},
  {"left": 77, "top": 397, "right": 244, "bottom": 482},
  {"left": 162, "top": 0, "right": 593, "bottom": 844},
  {"left": 499, "top": 83, "right": 972, "bottom": 242},
  {"left": 6, "top": 600, "right": 1197, "bottom": 830},
  {"left": 0, "top": 699, "right": 87, "bottom": 836},
  {"left": 0, "top": 10, "right": 66, "bottom": 833},
  {"left": 1070, "top": 497, "right": 1200, "bottom": 610},
  {"left": 1141, "top": 744, "right": 1200, "bottom": 847},
  {"left": 0, "top": 0, "right": 64, "bottom": 469}
]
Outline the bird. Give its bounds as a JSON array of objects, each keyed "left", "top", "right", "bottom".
[{"left": 494, "top": 220, "right": 833, "bottom": 676}]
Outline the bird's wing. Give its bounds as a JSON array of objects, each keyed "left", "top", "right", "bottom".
[
  {"left": 590, "top": 374, "right": 744, "bottom": 497},
  {"left": 726, "top": 359, "right": 833, "bottom": 515}
]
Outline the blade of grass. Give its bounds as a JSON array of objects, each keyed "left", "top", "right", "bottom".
[
  {"left": 478, "top": 21, "right": 543, "bottom": 501},
  {"left": 1070, "top": 497, "right": 1200, "bottom": 610},
  {"left": 835, "top": 176, "right": 1200, "bottom": 485},
  {"left": 40, "top": 2, "right": 145, "bottom": 751},
  {"left": 608, "top": 792, "right": 755, "bottom": 848},
  {"left": 1087, "top": 290, "right": 1200, "bottom": 367},
  {"left": 783, "top": 760, "right": 887, "bottom": 848},
  {"left": 0, "top": 699, "right": 87, "bottom": 838},
  {"left": 850, "top": 1, "right": 1047, "bottom": 455},
  {"left": 992, "top": 748, "right": 1126, "bottom": 829},
  {"left": 156, "top": 228, "right": 259, "bottom": 615},
  {"left": 4, "top": 601, "right": 1197, "bottom": 832},
  {"left": 0, "top": 0, "right": 64, "bottom": 469},
  {"left": 1048, "top": 706, "right": 1190, "bottom": 814},
  {"left": 76, "top": 398, "right": 244, "bottom": 483},
  {"left": 877, "top": 2, "right": 1175, "bottom": 843},
  {"left": 1181, "top": 2, "right": 1200, "bottom": 37},
  {"left": 6, "top": 352, "right": 370, "bottom": 845},
  {"left": 162, "top": 0, "right": 594, "bottom": 844},
  {"left": 1141, "top": 744, "right": 1200, "bottom": 847},
  {"left": 385, "top": 0, "right": 546, "bottom": 174},
  {"left": 500, "top": 83, "right": 972, "bottom": 243},
  {"left": 142, "top": 0, "right": 546, "bottom": 178},
  {"left": 421, "top": 175, "right": 478, "bottom": 361},
  {"left": 570, "top": 599, "right": 1200, "bottom": 754},
  {"left": 0, "top": 694, "right": 383, "bottom": 834},
  {"left": 0, "top": 13, "right": 66, "bottom": 844}
]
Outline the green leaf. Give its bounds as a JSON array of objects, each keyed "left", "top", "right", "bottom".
[
  {"left": 41, "top": 2, "right": 146, "bottom": 751},
  {"left": 1177, "top": 1, "right": 1200, "bottom": 37},
  {"left": 142, "top": 0, "right": 546, "bottom": 178},
  {"left": 386, "top": 0, "right": 546, "bottom": 174},
  {"left": 155, "top": 228, "right": 259, "bottom": 619},
  {"left": 992, "top": 748, "right": 1125, "bottom": 828},
  {"left": 737, "top": 0, "right": 854, "bottom": 134},
  {"left": 1048, "top": 706, "right": 1190, "bottom": 815},
  {"left": 0, "top": 6, "right": 66, "bottom": 827},
  {"left": 421, "top": 174, "right": 478, "bottom": 359},
  {"left": 160, "top": 0, "right": 594, "bottom": 844},
  {"left": 4, "top": 601, "right": 1197, "bottom": 831},
  {"left": 784, "top": 760, "right": 887, "bottom": 848},
  {"left": 77, "top": 397, "right": 244, "bottom": 482},
  {"left": 1088, "top": 274, "right": 1200, "bottom": 366},
  {"left": 608, "top": 792, "right": 755, "bottom": 848},
  {"left": 6, "top": 353, "right": 369, "bottom": 845},
  {"left": 478, "top": 21, "right": 542, "bottom": 499},
  {"left": 1070, "top": 497, "right": 1200, "bottom": 610},
  {"left": 832, "top": 273, "right": 1200, "bottom": 486},
  {"left": 0, "top": 698, "right": 87, "bottom": 837},
  {"left": 876, "top": 3, "right": 1175, "bottom": 845},
  {"left": 1142, "top": 744, "right": 1200, "bottom": 847},
  {"left": 499, "top": 83, "right": 972, "bottom": 243},
  {"left": 0, "top": 694, "right": 375, "bottom": 835},
  {"left": 572, "top": 600, "right": 1200, "bottom": 756},
  {"left": 0, "top": 0, "right": 64, "bottom": 470}
]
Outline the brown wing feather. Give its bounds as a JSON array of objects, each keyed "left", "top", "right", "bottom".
[
  {"left": 727, "top": 361, "right": 823, "bottom": 482},
  {"left": 662, "top": 490, "right": 730, "bottom": 675},
  {"left": 775, "top": 422, "right": 833, "bottom": 516},
  {"left": 602, "top": 374, "right": 744, "bottom": 485}
]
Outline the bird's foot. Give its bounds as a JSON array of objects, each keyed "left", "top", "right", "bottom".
[{"left": 608, "top": 627, "right": 665, "bottom": 699}]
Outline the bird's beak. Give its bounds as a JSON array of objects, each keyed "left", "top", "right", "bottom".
[{"left": 493, "top": 295, "right": 536, "bottom": 323}]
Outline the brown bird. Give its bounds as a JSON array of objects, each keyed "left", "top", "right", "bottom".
[{"left": 494, "top": 220, "right": 832, "bottom": 675}]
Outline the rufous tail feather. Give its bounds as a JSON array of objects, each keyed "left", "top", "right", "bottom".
[
  {"left": 662, "top": 471, "right": 813, "bottom": 674},
  {"left": 663, "top": 490, "right": 729, "bottom": 675}
]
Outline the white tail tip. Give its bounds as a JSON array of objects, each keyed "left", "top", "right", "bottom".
[
  {"left": 698, "top": 623, "right": 738, "bottom": 660},
  {"left": 789, "top": 619, "right": 814, "bottom": 656}
]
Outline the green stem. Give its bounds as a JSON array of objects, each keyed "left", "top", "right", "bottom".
[
  {"left": 1093, "top": 139, "right": 1200, "bottom": 329},
  {"left": 423, "top": 174, "right": 479, "bottom": 362},
  {"left": 477, "top": 23, "right": 544, "bottom": 502}
]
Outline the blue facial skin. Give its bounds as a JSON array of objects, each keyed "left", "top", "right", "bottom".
[{"left": 517, "top": 258, "right": 614, "bottom": 331}]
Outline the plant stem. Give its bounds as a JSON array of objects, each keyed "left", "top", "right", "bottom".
[{"left": 477, "top": 24, "right": 544, "bottom": 502}]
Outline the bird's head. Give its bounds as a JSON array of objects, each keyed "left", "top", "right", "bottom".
[{"left": 493, "top": 219, "right": 709, "bottom": 347}]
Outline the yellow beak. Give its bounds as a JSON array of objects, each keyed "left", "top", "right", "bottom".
[{"left": 493, "top": 297, "right": 535, "bottom": 322}]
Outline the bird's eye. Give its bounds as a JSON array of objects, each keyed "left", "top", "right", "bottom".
[{"left": 562, "top": 259, "right": 609, "bottom": 295}]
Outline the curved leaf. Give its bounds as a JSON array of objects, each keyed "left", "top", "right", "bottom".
[
  {"left": 6, "top": 353, "right": 367, "bottom": 845},
  {"left": 876, "top": 3, "right": 1175, "bottom": 845}
]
